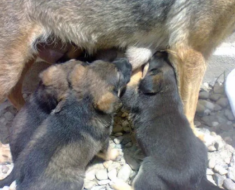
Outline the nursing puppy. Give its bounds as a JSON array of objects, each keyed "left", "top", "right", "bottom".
[
  {"left": 0, "top": 60, "right": 78, "bottom": 187},
  {"left": 113, "top": 52, "right": 222, "bottom": 190},
  {"left": 4, "top": 58, "right": 132, "bottom": 190}
]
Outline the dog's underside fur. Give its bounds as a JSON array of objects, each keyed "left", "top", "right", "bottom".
[
  {"left": 1, "top": 0, "right": 235, "bottom": 129},
  {"left": 113, "top": 53, "right": 222, "bottom": 190}
]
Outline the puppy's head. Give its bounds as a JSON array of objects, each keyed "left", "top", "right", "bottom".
[
  {"left": 121, "top": 51, "right": 177, "bottom": 111},
  {"left": 139, "top": 51, "right": 176, "bottom": 95},
  {"left": 38, "top": 60, "right": 79, "bottom": 102},
  {"left": 69, "top": 58, "right": 132, "bottom": 114}
]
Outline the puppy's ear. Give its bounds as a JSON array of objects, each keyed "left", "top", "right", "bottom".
[
  {"left": 39, "top": 65, "right": 65, "bottom": 86},
  {"left": 94, "top": 92, "right": 120, "bottom": 114},
  {"left": 139, "top": 73, "right": 163, "bottom": 94}
]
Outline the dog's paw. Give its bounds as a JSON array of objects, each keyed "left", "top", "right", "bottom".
[{"left": 0, "top": 144, "right": 12, "bottom": 164}]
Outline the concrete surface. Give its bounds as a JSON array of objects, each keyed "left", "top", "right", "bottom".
[{"left": 205, "top": 33, "right": 235, "bottom": 83}]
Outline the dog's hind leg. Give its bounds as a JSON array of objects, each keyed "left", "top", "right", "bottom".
[
  {"left": 168, "top": 46, "right": 206, "bottom": 138},
  {"left": 7, "top": 57, "right": 36, "bottom": 110}
]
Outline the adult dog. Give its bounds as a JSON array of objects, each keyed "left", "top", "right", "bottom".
[{"left": 0, "top": 0, "right": 235, "bottom": 129}]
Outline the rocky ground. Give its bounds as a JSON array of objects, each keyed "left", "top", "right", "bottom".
[{"left": 0, "top": 79, "right": 235, "bottom": 190}]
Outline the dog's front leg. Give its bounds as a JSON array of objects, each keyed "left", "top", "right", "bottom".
[{"left": 168, "top": 46, "right": 206, "bottom": 135}]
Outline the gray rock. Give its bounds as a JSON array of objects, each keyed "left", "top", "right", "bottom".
[
  {"left": 210, "top": 93, "right": 222, "bottom": 101},
  {"left": 118, "top": 164, "right": 131, "bottom": 182},
  {"left": 199, "top": 91, "right": 210, "bottom": 99},
  {"left": 207, "top": 175, "right": 216, "bottom": 185},
  {"left": 213, "top": 83, "right": 224, "bottom": 94},
  {"left": 214, "top": 165, "right": 228, "bottom": 175},
  {"left": 124, "top": 154, "right": 140, "bottom": 171},
  {"left": 85, "top": 170, "right": 96, "bottom": 181},
  {"left": 215, "top": 141, "right": 225, "bottom": 151},
  {"left": 207, "top": 169, "right": 214, "bottom": 175},
  {"left": 108, "top": 169, "right": 117, "bottom": 181},
  {"left": 114, "top": 137, "right": 123, "bottom": 144},
  {"left": 225, "top": 109, "right": 235, "bottom": 121},
  {"left": 96, "top": 169, "right": 108, "bottom": 181},
  {"left": 208, "top": 158, "right": 216, "bottom": 169},
  {"left": 115, "top": 132, "right": 123, "bottom": 137},
  {"left": 212, "top": 121, "right": 219, "bottom": 127},
  {"left": 214, "top": 173, "right": 225, "bottom": 188},
  {"left": 208, "top": 145, "right": 216, "bottom": 152},
  {"left": 214, "top": 104, "right": 223, "bottom": 111},
  {"left": 224, "top": 179, "right": 235, "bottom": 190},
  {"left": 84, "top": 180, "right": 97, "bottom": 189},
  {"left": 198, "top": 100, "right": 215, "bottom": 111},
  {"left": 113, "top": 125, "right": 123, "bottom": 133},
  {"left": 97, "top": 180, "right": 110, "bottom": 185},
  {"left": 216, "top": 97, "right": 229, "bottom": 108},
  {"left": 91, "top": 186, "right": 106, "bottom": 190}
]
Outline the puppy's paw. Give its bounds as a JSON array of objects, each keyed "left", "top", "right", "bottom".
[
  {"left": 111, "top": 179, "right": 133, "bottom": 190},
  {"left": 0, "top": 144, "right": 12, "bottom": 164}
]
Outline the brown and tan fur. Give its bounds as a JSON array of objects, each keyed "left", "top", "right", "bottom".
[{"left": 0, "top": 0, "right": 235, "bottom": 137}]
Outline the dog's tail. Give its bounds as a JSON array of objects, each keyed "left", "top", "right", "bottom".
[
  {"left": 0, "top": 168, "right": 15, "bottom": 188},
  {"left": 199, "top": 177, "right": 222, "bottom": 190}
]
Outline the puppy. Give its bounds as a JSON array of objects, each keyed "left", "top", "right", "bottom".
[
  {"left": 112, "top": 52, "right": 222, "bottom": 190},
  {"left": 2, "top": 58, "right": 132, "bottom": 190},
  {"left": 0, "top": 60, "right": 78, "bottom": 187}
]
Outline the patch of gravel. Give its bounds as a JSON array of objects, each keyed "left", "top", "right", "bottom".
[{"left": 0, "top": 79, "right": 235, "bottom": 190}]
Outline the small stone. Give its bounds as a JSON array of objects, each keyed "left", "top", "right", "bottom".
[
  {"left": 97, "top": 180, "right": 111, "bottom": 185},
  {"left": 118, "top": 164, "right": 131, "bottom": 182},
  {"left": 96, "top": 169, "right": 108, "bottom": 180},
  {"left": 208, "top": 145, "right": 216, "bottom": 152},
  {"left": 228, "top": 168, "right": 235, "bottom": 181},
  {"left": 212, "top": 121, "right": 219, "bottom": 127},
  {"left": 213, "top": 83, "right": 224, "bottom": 94},
  {"left": 207, "top": 175, "right": 216, "bottom": 185},
  {"left": 124, "top": 154, "right": 140, "bottom": 171},
  {"left": 103, "top": 161, "right": 113, "bottom": 169},
  {"left": 207, "top": 169, "right": 214, "bottom": 175},
  {"left": 225, "top": 109, "right": 235, "bottom": 121},
  {"left": 91, "top": 186, "right": 106, "bottom": 190},
  {"left": 84, "top": 180, "right": 97, "bottom": 189},
  {"left": 108, "top": 162, "right": 121, "bottom": 172},
  {"left": 199, "top": 91, "right": 210, "bottom": 99},
  {"left": 214, "top": 165, "right": 228, "bottom": 175},
  {"left": 108, "top": 169, "right": 117, "bottom": 181},
  {"left": 198, "top": 100, "right": 215, "bottom": 111},
  {"left": 194, "top": 120, "right": 201, "bottom": 127},
  {"left": 114, "top": 137, "right": 123, "bottom": 144},
  {"left": 215, "top": 141, "right": 224, "bottom": 151},
  {"left": 85, "top": 170, "right": 96, "bottom": 181},
  {"left": 209, "top": 158, "right": 216, "bottom": 169},
  {"left": 216, "top": 97, "right": 229, "bottom": 108},
  {"left": 123, "top": 126, "right": 131, "bottom": 133},
  {"left": 223, "top": 179, "right": 235, "bottom": 190},
  {"left": 122, "top": 120, "right": 129, "bottom": 128},
  {"left": 113, "top": 126, "right": 123, "bottom": 133},
  {"left": 214, "top": 173, "right": 225, "bottom": 188},
  {"left": 214, "top": 104, "right": 223, "bottom": 111},
  {"left": 210, "top": 93, "right": 222, "bottom": 101}
]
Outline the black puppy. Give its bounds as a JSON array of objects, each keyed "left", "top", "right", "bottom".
[
  {"left": 0, "top": 60, "right": 77, "bottom": 187},
  {"left": 6, "top": 58, "right": 131, "bottom": 190},
  {"left": 112, "top": 52, "right": 222, "bottom": 190}
]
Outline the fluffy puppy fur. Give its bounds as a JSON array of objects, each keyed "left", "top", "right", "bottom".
[
  {"left": 112, "top": 52, "right": 222, "bottom": 190},
  {"left": 0, "top": 60, "right": 78, "bottom": 187},
  {"left": 1, "top": 58, "right": 132, "bottom": 190}
]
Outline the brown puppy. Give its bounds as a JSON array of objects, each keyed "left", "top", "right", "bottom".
[
  {"left": 0, "top": 58, "right": 132, "bottom": 190},
  {"left": 0, "top": 0, "right": 235, "bottom": 132}
]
